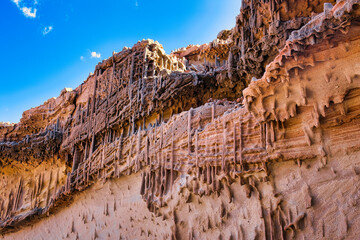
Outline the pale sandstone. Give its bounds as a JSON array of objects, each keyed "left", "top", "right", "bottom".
[{"left": 1, "top": 0, "right": 360, "bottom": 239}]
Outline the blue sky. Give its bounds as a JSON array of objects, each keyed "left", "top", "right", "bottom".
[{"left": 0, "top": 0, "right": 241, "bottom": 123}]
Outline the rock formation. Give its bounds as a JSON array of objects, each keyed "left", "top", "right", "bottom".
[{"left": 1, "top": 0, "right": 360, "bottom": 239}]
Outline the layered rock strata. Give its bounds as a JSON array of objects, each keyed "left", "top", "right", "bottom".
[{"left": 1, "top": 0, "right": 360, "bottom": 239}]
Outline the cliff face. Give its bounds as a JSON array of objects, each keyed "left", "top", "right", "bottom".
[{"left": 1, "top": 0, "right": 360, "bottom": 239}]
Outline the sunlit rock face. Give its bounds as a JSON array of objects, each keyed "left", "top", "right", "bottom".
[{"left": 1, "top": 0, "right": 360, "bottom": 239}]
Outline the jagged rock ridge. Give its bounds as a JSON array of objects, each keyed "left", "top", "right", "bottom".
[{"left": 1, "top": 0, "right": 360, "bottom": 239}]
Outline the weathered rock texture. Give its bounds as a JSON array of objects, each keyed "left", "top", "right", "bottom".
[{"left": 1, "top": 0, "right": 360, "bottom": 239}]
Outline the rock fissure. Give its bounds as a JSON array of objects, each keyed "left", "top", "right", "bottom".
[{"left": 1, "top": 0, "right": 360, "bottom": 239}]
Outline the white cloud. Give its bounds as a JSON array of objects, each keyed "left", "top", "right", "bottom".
[
  {"left": 80, "top": 56, "right": 85, "bottom": 61},
  {"left": 21, "top": 7, "right": 37, "bottom": 18},
  {"left": 42, "top": 26, "right": 53, "bottom": 35},
  {"left": 11, "top": 0, "right": 37, "bottom": 18},
  {"left": 91, "top": 52, "right": 101, "bottom": 59},
  {"left": 11, "top": 0, "right": 21, "bottom": 7}
]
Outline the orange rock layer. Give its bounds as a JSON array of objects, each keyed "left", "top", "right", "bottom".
[{"left": 0, "top": 0, "right": 360, "bottom": 239}]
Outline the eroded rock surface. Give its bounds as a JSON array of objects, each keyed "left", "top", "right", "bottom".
[{"left": 1, "top": 0, "right": 360, "bottom": 239}]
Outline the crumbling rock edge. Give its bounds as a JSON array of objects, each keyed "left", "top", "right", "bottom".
[{"left": 1, "top": 0, "right": 360, "bottom": 239}]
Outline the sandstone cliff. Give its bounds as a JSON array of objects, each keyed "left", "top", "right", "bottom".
[{"left": 1, "top": 0, "right": 360, "bottom": 239}]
